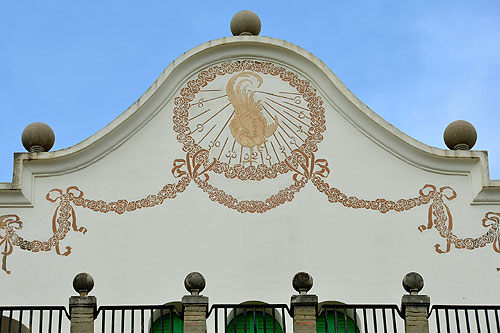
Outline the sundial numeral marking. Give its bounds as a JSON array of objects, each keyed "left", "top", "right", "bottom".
[
  {"left": 242, "top": 152, "right": 258, "bottom": 165},
  {"left": 272, "top": 133, "right": 287, "bottom": 156},
  {"left": 225, "top": 150, "right": 237, "bottom": 159},
  {"left": 208, "top": 140, "right": 221, "bottom": 150}
]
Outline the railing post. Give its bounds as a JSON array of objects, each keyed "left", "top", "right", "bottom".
[
  {"left": 182, "top": 272, "right": 208, "bottom": 333},
  {"left": 69, "top": 272, "right": 97, "bottom": 333},
  {"left": 290, "top": 272, "right": 318, "bottom": 333},
  {"left": 401, "top": 272, "right": 430, "bottom": 333}
]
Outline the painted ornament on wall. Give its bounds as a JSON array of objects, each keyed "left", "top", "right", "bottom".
[{"left": 0, "top": 60, "right": 499, "bottom": 274}]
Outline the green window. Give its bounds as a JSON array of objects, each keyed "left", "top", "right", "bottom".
[
  {"left": 151, "top": 312, "right": 183, "bottom": 333},
  {"left": 227, "top": 312, "right": 283, "bottom": 333},
  {"left": 316, "top": 311, "right": 359, "bottom": 333}
]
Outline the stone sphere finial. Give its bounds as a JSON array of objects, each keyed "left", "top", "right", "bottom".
[
  {"left": 184, "top": 272, "right": 206, "bottom": 295},
  {"left": 402, "top": 272, "right": 424, "bottom": 295},
  {"left": 230, "top": 10, "right": 261, "bottom": 36},
  {"left": 73, "top": 272, "right": 94, "bottom": 296},
  {"left": 21, "top": 122, "right": 55, "bottom": 153},
  {"left": 292, "top": 272, "right": 313, "bottom": 295},
  {"left": 443, "top": 120, "right": 477, "bottom": 151}
]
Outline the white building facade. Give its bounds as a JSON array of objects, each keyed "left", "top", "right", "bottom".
[{"left": 0, "top": 23, "right": 499, "bottom": 332}]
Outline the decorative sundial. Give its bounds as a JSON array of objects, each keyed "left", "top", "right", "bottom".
[{"left": 173, "top": 60, "right": 326, "bottom": 180}]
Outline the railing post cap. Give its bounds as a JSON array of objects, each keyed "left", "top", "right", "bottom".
[
  {"left": 73, "top": 272, "right": 94, "bottom": 296},
  {"left": 184, "top": 272, "right": 206, "bottom": 295},
  {"left": 292, "top": 272, "right": 313, "bottom": 295},
  {"left": 402, "top": 272, "right": 424, "bottom": 295}
]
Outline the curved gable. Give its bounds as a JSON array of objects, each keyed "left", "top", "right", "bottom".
[{"left": 0, "top": 36, "right": 498, "bottom": 305}]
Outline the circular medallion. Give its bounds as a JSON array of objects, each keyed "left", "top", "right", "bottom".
[{"left": 173, "top": 60, "right": 326, "bottom": 180}]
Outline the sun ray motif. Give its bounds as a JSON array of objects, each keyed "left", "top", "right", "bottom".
[{"left": 174, "top": 60, "right": 326, "bottom": 180}]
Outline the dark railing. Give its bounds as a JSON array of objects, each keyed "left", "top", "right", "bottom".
[
  {"left": 96, "top": 304, "right": 181, "bottom": 333},
  {"left": 429, "top": 305, "right": 500, "bottom": 333},
  {"left": 0, "top": 306, "right": 70, "bottom": 333},
  {"left": 317, "top": 304, "right": 404, "bottom": 333},
  {"left": 207, "top": 304, "right": 291, "bottom": 333}
]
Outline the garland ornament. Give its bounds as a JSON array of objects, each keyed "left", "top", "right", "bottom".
[
  {"left": 416, "top": 185, "right": 500, "bottom": 266},
  {"left": 193, "top": 149, "right": 328, "bottom": 214},
  {"left": 0, "top": 60, "right": 499, "bottom": 273},
  {"left": 1, "top": 150, "right": 499, "bottom": 274}
]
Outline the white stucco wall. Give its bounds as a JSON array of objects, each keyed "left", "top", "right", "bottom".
[{"left": 0, "top": 37, "right": 499, "bottom": 308}]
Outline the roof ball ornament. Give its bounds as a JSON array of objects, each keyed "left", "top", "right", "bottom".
[
  {"left": 73, "top": 272, "right": 94, "bottom": 296},
  {"left": 184, "top": 272, "right": 206, "bottom": 295},
  {"left": 402, "top": 272, "right": 424, "bottom": 295},
  {"left": 230, "top": 10, "right": 261, "bottom": 36},
  {"left": 443, "top": 120, "right": 477, "bottom": 151},
  {"left": 21, "top": 122, "right": 55, "bottom": 153},
  {"left": 292, "top": 272, "right": 313, "bottom": 295}
]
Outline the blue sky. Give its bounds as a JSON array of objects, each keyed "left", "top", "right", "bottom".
[{"left": 1, "top": 1, "right": 499, "bottom": 181}]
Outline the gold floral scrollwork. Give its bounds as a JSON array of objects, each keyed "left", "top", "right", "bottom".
[
  {"left": 172, "top": 149, "right": 216, "bottom": 181},
  {"left": 0, "top": 215, "right": 22, "bottom": 274},
  {"left": 417, "top": 184, "right": 457, "bottom": 254},
  {"left": 46, "top": 186, "right": 87, "bottom": 256},
  {"left": 285, "top": 149, "right": 330, "bottom": 182},
  {"left": 483, "top": 212, "right": 500, "bottom": 254},
  {"left": 482, "top": 212, "right": 500, "bottom": 271}
]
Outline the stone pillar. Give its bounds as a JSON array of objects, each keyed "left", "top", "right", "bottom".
[
  {"left": 69, "top": 272, "right": 97, "bottom": 333},
  {"left": 290, "top": 272, "right": 318, "bottom": 333},
  {"left": 401, "top": 272, "right": 430, "bottom": 333},
  {"left": 182, "top": 272, "right": 208, "bottom": 333}
]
